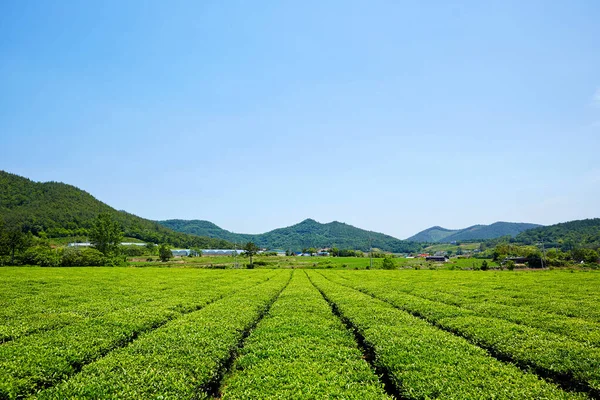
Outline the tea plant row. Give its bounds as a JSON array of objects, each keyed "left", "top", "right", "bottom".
[
  {"left": 323, "top": 270, "right": 600, "bottom": 396},
  {"left": 220, "top": 272, "right": 390, "bottom": 399},
  {"left": 308, "top": 271, "right": 584, "bottom": 399},
  {"left": 0, "top": 269, "right": 277, "bottom": 399}
]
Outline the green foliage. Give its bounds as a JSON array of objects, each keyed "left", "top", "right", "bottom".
[
  {"left": 480, "top": 260, "right": 489, "bottom": 271},
  {"left": 0, "top": 171, "right": 234, "bottom": 249},
  {"left": 408, "top": 222, "right": 541, "bottom": 243},
  {"left": 309, "top": 272, "right": 579, "bottom": 399},
  {"left": 0, "top": 268, "right": 279, "bottom": 399},
  {"left": 61, "top": 247, "right": 105, "bottom": 267},
  {"left": 571, "top": 248, "right": 599, "bottom": 263},
  {"left": 381, "top": 255, "right": 396, "bottom": 270},
  {"left": 243, "top": 241, "right": 260, "bottom": 267},
  {"left": 514, "top": 218, "right": 600, "bottom": 250},
  {"left": 1, "top": 268, "right": 598, "bottom": 398},
  {"left": 121, "top": 246, "right": 146, "bottom": 257},
  {"left": 505, "top": 260, "right": 515, "bottom": 270},
  {"left": 160, "top": 218, "right": 423, "bottom": 253},
  {"left": 89, "top": 213, "right": 123, "bottom": 256},
  {"left": 221, "top": 272, "right": 390, "bottom": 399},
  {"left": 158, "top": 244, "right": 172, "bottom": 262},
  {"left": 0, "top": 217, "right": 28, "bottom": 265},
  {"left": 322, "top": 270, "right": 600, "bottom": 397},
  {"left": 145, "top": 242, "right": 157, "bottom": 255}
]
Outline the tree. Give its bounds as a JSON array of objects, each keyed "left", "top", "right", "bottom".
[
  {"left": 145, "top": 242, "right": 157, "bottom": 255},
  {"left": 158, "top": 244, "right": 172, "bottom": 262},
  {"left": 382, "top": 255, "right": 396, "bottom": 270},
  {"left": 89, "top": 213, "right": 123, "bottom": 256},
  {"left": 243, "top": 242, "right": 260, "bottom": 267},
  {"left": 0, "top": 217, "right": 28, "bottom": 265},
  {"left": 481, "top": 260, "right": 489, "bottom": 271},
  {"left": 505, "top": 260, "right": 515, "bottom": 271}
]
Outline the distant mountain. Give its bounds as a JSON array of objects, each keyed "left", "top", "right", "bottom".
[
  {"left": 160, "top": 219, "right": 254, "bottom": 244},
  {"left": 513, "top": 218, "right": 600, "bottom": 248},
  {"left": 405, "top": 226, "right": 457, "bottom": 243},
  {"left": 0, "top": 171, "right": 233, "bottom": 249},
  {"left": 159, "top": 218, "right": 422, "bottom": 253},
  {"left": 407, "top": 222, "right": 542, "bottom": 243}
]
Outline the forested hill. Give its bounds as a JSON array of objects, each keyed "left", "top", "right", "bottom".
[
  {"left": 406, "top": 226, "right": 457, "bottom": 242},
  {"left": 408, "top": 222, "right": 541, "bottom": 243},
  {"left": 0, "top": 171, "right": 233, "bottom": 248},
  {"left": 160, "top": 220, "right": 254, "bottom": 244},
  {"left": 513, "top": 218, "right": 600, "bottom": 248},
  {"left": 159, "top": 218, "right": 422, "bottom": 253}
]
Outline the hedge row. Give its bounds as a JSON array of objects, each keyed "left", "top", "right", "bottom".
[
  {"left": 324, "top": 271, "right": 600, "bottom": 395},
  {"left": 220, "top": 271, "right": 390, "bottom": 399},
  {"left": 35, "top": 270, "right": 291, "bottom": 399},
  {"left": 308, "top": 272, "right": 582, "bottom": 399},
  {"left": 0, "top": 270, "right": 276, "bottom": 399},
  {"left": 0, "top": 268, "right": 259, "bottom": 344}
]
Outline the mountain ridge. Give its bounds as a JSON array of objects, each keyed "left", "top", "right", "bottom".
[
  {"left": 407, "top": 221, "right": 542, "bottom": 243},
  {"left": 159, "top": 218, "right": 421, "bottom": 253}
]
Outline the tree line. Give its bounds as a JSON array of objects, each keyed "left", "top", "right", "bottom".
[{"left": 0, "top": 213, "right": 181, "bottom": 266}]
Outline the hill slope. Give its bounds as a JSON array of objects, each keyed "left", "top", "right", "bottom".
[
  {"left": 408, "top": 222, "right": 541, "bottom": 243},
  {"left": 405, "top": 226, "right": 457, "bottom": 242},
  {"left": 513, "top": 218, "right": 600, "bottom": 248},
  {"left": 0, "top": 171, "right": 233, "bottom": 249},
  {"left": 159, "top": 218, "right": 422, "bottom": 253}
]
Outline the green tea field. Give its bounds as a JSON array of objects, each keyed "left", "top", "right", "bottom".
[{"left": 1, "top": 268, "right": 599, "bottom": 399}]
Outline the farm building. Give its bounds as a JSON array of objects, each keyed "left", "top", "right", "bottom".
[
  {"left": 171, "top": 249, "right": 199, "bottom": 257},
  {"left": 426, "top": 256, "right": 448, "bottom": 262},
  {"left": 68, "top": 242, "right": 147, "bottom": 247},
  {"left": 502, "top": 257, "right": 528, "bottom": 264},
  {"left": 201, "top": 249, "right": 245, "bottom": 256}
]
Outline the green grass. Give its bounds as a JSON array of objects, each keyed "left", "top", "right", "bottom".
[{"left": 133, "top": 255, "right": 498, "bottom": 270}]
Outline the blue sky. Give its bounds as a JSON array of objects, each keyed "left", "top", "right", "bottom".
[{"left": 1, "top": 1, "right": 599, "bottom": 239}]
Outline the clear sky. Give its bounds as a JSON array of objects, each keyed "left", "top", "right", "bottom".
[{"left": 1, "top": 1, "right": 599, "bottom": 239}]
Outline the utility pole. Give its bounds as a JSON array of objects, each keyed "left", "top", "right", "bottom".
[
  {"left": 369, "top": 236, "right": 373, "bottom": 269},
  {"left": 541, "top": 241, "right": 545, "bottom": 269},
  {"left": 234, "top": 242, "right": 239, "bottom": 269}
]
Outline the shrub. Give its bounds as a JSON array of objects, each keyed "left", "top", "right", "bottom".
[
  {"left": 158, "top": 244, "right": 172, "bottom": 262},
  {"left": 122, "top": 246, "right": 146, "bottom": 257},
  {"left": 382, "top": 256, "right": 396, "bottom": 270},
  {"left": 21, "top": 246, "right": 61, "bottom": 267},
  {"left": 481, "top": 260, "right": 489, "bottom": 271}
]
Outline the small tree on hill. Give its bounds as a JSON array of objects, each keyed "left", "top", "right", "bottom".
[
  {"left": 158, "top": 244, "right": 172, "bottom": 262},
  {"left": 243, "top": 242, "right": 260, "bottom": 268}
]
